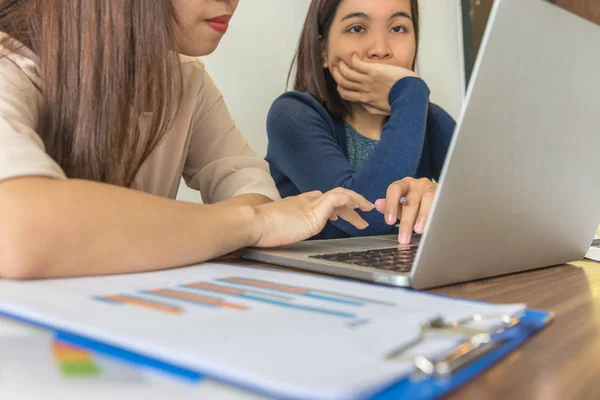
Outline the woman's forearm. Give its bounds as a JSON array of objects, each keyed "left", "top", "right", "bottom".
[{"left": 0, "top": 177, "right": 260, "bottom": 279}]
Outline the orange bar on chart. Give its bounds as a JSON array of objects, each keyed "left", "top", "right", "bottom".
[
  {"left": 221, "top": 277, "right": 310, "bottom": 294},
  {"left": 148, "top": 289, "right": 248, "bottom": 310},
  {"left": 186, "top": 282, "right": 245, "bottom": 295},
  {"left": 104, "top": 295, "right": 183, "bottom": 315}
]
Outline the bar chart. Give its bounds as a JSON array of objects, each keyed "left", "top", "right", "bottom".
[{"left": 93, "top": 275, "right": 396, "bottom": 322}]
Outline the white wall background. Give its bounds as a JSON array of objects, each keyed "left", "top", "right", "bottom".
[
  {"left": 177, "top": 0, "right": 465, "bottom": 202},
  {"left": 417, "top": 0, "right": 466, "bottom": 119}
]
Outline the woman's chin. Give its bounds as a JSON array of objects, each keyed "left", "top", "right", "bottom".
[{"left": 177, "top": 37, "right": 221, "bottom": 57}]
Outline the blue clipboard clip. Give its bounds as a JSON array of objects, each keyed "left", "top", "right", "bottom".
[{"left": 386, "top": 313, "right": 524, "bottom": 379}]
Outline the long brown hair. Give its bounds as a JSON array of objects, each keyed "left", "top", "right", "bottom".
[
  {"left": 291, "top": 0, "right": 420, "bottom": 118},
  {"left": 0, "top": 0, "right": 182, "bottom": 187}
]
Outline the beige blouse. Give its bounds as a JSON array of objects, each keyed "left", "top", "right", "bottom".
[{"left": 0, "top": 33, "right": 279, "bottom": 203}]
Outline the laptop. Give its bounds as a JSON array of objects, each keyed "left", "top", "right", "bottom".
[{"left": 238, "top": 0, "right": 600, "bottom": 289}]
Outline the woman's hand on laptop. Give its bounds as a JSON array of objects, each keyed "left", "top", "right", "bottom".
[
  {"left": 331, "top": 54, "right": 419, "bottom": 116},
  {"left": 375, "top": 178, "right": 437, "bottom": 245},
  {"left": 251, "top": 188, "right": 374, "bottom": 248}
]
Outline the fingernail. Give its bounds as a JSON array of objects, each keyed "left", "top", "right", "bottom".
[
  {"left": 415, "top": 220, "right": 424, "bottom": 234},
  {"left": 400, "top": 233, "right": 410, "bottom": 244},
  {"left": 386, "top": 214, "right": 395, "bottom": 224}
]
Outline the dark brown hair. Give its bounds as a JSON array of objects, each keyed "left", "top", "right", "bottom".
[
  {"left": 291, "top": 0, "right": 420, "bottom": 118},
  {"left": 0, "top": 0, "right": 182, "bottom": 187}
]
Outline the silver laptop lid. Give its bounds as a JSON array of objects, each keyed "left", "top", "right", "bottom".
[{"left": 410, "top": 0, "right": 600, "bottom": 289}]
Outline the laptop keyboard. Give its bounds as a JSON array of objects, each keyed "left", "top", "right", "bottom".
[
  {"left": 308, "top": 239, "right": 599, "bottom": 272},
  {"left": 309, "top": 246, "right": 418, "bottom": 273}
]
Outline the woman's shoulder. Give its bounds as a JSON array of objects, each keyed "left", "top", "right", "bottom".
[
  {"left": 267, "top": 91, "right": 342, "bottom": 141},
  {"left": 0, "top": 33, "right": 43, "bottom": 125},
  {"left": 178, "top": 54, "right": 209, "bottom": 87},
  {"left": 0, "top": 33, "right": 42, "bottom": 93},
  {"left": 179, "top": 54, "right": 205, "bottom": 68},
  {"left": 177, "top": 55, "right": 225, "bottom": 116},
  {"left": 269, "top": 91, "right": 335, "bottom": 122},
  {"left": 0, "top": 34, "right": 65, "bottom": 183}
]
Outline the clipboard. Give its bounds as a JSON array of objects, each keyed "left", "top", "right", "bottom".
[
  {"left": 371, "top": 308, "right": 552, "bottom": 399},
  {"left": 0, "top": 307, "right": 552, "bottom": 400},
  {"left": 0, "top": 262, "right": 553, "bottom": 400}
]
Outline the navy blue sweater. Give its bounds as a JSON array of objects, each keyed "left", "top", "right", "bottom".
[{"left": 265, "top": 77, "right": 456, "bottom": 239}]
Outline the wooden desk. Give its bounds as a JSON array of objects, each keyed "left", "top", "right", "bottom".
[
  {"left": 436, "top": 260, "right": 600, "bottom": 399},
  {"left": 228, "top": 239, "right": 600, "bottom": 399}
]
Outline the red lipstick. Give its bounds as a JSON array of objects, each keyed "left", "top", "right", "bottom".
[{"left": 206, "top": 15, "right": 231, "bottom": 34}]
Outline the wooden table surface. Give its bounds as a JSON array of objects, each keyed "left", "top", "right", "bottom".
[
  {"left": 436, "top": 259, "right": 600, "bottom": 399},
  {"left": 229, "top": 229, "right": 600, "bottom": 399}
]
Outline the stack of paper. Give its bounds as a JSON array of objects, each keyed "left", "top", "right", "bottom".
[
  {"left": 0, "top": 263, "right": 524, "bottom": 400},
  {"left": 585, "top": 235, "right": 600, "bottom": 262},
  {"left": 0, "top": 319, "right": 265, "bottom": 400}
]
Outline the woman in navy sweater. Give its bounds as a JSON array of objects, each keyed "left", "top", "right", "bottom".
[{"left": 265, "top": 0, "right": 456, "bottom": 244}]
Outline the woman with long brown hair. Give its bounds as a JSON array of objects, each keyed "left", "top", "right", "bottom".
[
  {"left": 0, "top": 0, "right": 374, "bottom": 279},
  {"left": 266, "top": 0, "right": 456, "bottom": 244}
]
